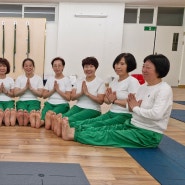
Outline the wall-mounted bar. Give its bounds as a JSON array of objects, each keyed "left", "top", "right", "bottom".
[{"left": 74, "top": 14, "right": 108, "bottom": 18}]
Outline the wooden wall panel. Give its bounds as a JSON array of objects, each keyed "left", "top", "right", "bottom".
[{"left": 0, "top": 18, "right": 46, "bottom": 80}]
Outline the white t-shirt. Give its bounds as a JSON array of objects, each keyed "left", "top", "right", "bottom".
[
  {"left": 110, "top": 76, "right": 140, "bottom": 113},
  {"left": 0, "top": 77, "right": 14, "bottom": 101},
  {"left": 15, "top": 74, "right": 43, "bottom": 101},
  {"left": 75, "top": 76, "right": 106, "bottom": 111},
  {"left": 44, "top": 76, "right": 72, "bottom": 104},
  {"left": 131, "top": 81, "right": 173, "bottom": 134}
]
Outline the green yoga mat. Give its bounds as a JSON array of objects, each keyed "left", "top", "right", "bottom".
[{"left": 0, "top": 162, "right": 90, "bottom": 185}]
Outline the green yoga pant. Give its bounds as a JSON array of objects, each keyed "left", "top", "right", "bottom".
[
  {"left": 63, "top": 105, "right": 101, "bottom": 123},
  {"left": 0, "top": 100, "right": 15, "bottom": 111},
  {"left": 70, "top": 111, "right": 132, "bottom": 128},
  {"left": 74, "top": 119, "right": 163, "bottom": 148},
  {"left": 16, "top": 100, "right": 40, "bottom": 113},
  {"left": 41, "top": 101, "right": 70, "bottom": 120}
]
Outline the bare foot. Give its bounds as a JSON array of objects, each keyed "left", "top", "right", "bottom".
[
  {"left": 35, "top": 111, "right": 42, "bottom": 128},
  {"left": 23, "top": 110, "right": 29, "bottom": 126},
  {"left": 16, "top": 110, "right": 24, "bottom": 126},
  {"left": 4, "top": 109, "right": 10, "bottom": 126},
  {"left": 53, "top": 113, "right": 62, "bottom": 134},
  {"left": 10, "top": 109, "right": 16, "bottom": 126},
  {"left": 0, "top": 110, "right": 4, "bottom": 126},
  {"left": 45, "top": 111, "right": 53, "bottom": 130},
  {"left": 52, "top": 114, "right": 57, "bottom": 134},
  {"left": 51, "top": 112, "right": 57, "bottom": 131},
  {"left": 30, "top": 110, "right": 36, "bottom": 128},
  {"left": 55, "top": 114, "right": 62, "bottom": 137},
  {"left": 62, "top": 117, "right": 74, "bottom": 141}
]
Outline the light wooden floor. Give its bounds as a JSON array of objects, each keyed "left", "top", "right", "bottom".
[{"left": 0, "top": 87, "right": 185, "bottom": 185}]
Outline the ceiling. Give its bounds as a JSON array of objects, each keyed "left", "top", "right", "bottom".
[{"left": 0, "top": 0, "right": 185, "bottom": 7}]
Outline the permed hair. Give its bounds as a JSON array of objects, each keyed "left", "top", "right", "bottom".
[
  {"left": 51, "top": 57, "right": 65, "bottom": 67},
  {"left": 82, "top": 57, "right": 99, "bottom": 69}
]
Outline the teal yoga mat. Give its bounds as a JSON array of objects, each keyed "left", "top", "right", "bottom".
[{"left": 125, "top": 135, "right": 185, "bottom": 185}]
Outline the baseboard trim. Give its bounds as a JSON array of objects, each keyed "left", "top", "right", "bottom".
[{"left": 178, "top": 85, "right": 185, "bottom": 88}]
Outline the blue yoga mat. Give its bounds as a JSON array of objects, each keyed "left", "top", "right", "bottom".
[
  {"left": 170, "top": 109, "right": 185, "bottom": 122},
  {"left": 174, "top": 101, "right": 185, "bottom": 106},
  {"left": 0, "top": 162, "right": 90, "bottom": 185},
  {"left": 125, "top": 135, "right": 185, "bottom": 185}
]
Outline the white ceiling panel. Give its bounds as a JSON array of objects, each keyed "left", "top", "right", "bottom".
[{"left": 0, "top": 0, "right": 185, "bottom": 7}]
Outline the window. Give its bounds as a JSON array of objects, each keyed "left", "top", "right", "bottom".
[
  {"left": 157, "top": 7, "right": 184, "bottom": 26},
  {"left": 0, "top": 4, "right": 56, "bottom": 21},
  {"left": 0, "top": 4, "right": 22, "bottom": 17},
  {"left": 24, "top": 7, "right": 56, "bottom": 21},
  {"left": 124, "top": 8, "right": 138, "bottom": 23},
  {"left": 139, "top": 9, "right": 154, "bottom": 24},
  {"left": 124, "top": 8, "right": 154, "bottom": 24},
  {"left": 172, "top": 33, "right": 179, "bottom": 51}
]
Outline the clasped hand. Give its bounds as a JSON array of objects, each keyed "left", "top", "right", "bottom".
[
  {"left": 25, "top": 78, "right": 34, "bottom": 91},
  {"left": 81, "top": 81, "right": 89, "bottom": 96},
  {"left": 53, "top": 80, "right": 60, "bottom": 92},
  {"left": 105, "top": 87, "right": 117, "bottom": 103},
  {"left": 127, "top": 93, "right": 142, "bottom": 111},
  {"left": 0, "top": 83, "right": 8, "bottom": 94}
]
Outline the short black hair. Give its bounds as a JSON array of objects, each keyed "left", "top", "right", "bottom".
[
  {"left": 112, "top": 53, "right": 137, "bottom": 73},
  {"left": 0, "top": 58, "right": 10, "bottom": 74},
  {"left": 51, "top": 57, "right": 65, "bottom": 66},
  {"left": 144, "top": 54, "right": 170, "bottom": 78},
  {"left": 22, "top": 58, "right": 35, "bottom": 68},
  {"left": 82, "top": 57, "right": 99, "bottom": 69}
]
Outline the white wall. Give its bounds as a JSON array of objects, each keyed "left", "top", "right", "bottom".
[
  {"left": 122, "top": 24, "right": 156, "bottom": 74},
  {"left": 44, "top": 21, "right": 58, "bottom": 79},
  {"left": 179, "top": 8, "right": 185, "bottom": 86},
  {"left": 122, "top": 7, "right": 185, "bottom": 86},
  {"left": 55, "top": 2, "right": 125, "bottom": 80},
  {"left": 43, "top": 4, "right": 185, "bottom": 86}
]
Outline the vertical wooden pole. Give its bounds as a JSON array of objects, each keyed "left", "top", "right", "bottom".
[
  {"left": 2, "top": 21, "right": 5, "bottom": 58},
  {"left": 13, "top": 21, "right": 16, "bottom": 72},
  {"left": 27, "top": 22, "right": 30, "bottom": 58}
]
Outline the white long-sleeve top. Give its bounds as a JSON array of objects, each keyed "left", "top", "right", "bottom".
[{"left": 131, "top": 81, "right": 173, "bottom": 134}]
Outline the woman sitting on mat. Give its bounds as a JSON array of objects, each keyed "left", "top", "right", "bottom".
[
  {"left": 14, "top": 58, "right": 43, "bottom": 127},
  {"left": 61, "top": 54, "right": 173, "bottom": 148},
  {"left": 54, "top": 53, "right": 140, "bottom": 137},
  {"left": 52, "top": 56, "right": 106, "bottom": 136},
  {"left": 41, "top": 57, "right": 72, "bottom": 129},
  {"left": 0, "top": 58, "right": 16, "bottom": 126}
]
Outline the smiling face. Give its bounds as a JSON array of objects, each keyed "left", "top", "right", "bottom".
[
  {"left": 23, "top": 60, "right": 34, "bottom": 77},
  {"left": 142, "top": 60, "right": 160, "bottom": 85},
  {"left": 52, "top": 59, "right": 64, "bottom": 76},
  {"left": 0, "top": 63, "right": 7, "bottom": 76},
  {"left": 114, "top": 57, "right": 128, "bottom": 78},
  {"left": 83, "top": 64, "right": 96, "bottom": 79}
]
